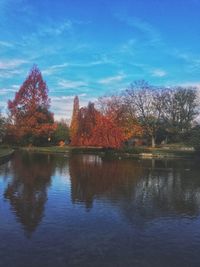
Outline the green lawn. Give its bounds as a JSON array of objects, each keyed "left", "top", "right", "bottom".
[
  {"left": 0, "top": 148, "right": 13, "bottom": 157},
  {"left": 20, "top": 145, "right": 196, "bottom": 159}
]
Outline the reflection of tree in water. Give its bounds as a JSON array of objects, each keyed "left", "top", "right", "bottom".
[
  {"left": 69, "top": 155, "right": 143, "bottom": 209},
  {"left": 69, "top": 156, "right": 200, "bottom": 222},
  {"left": 0, "top": 160, "right": 11, "bottom": 180},
  {"left": 4, "top": 152, "right": 55, "bottom": 236}
]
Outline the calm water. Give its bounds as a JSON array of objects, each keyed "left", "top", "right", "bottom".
[{"left": 1, "top": 152, "right": 200, "bottom": 267}]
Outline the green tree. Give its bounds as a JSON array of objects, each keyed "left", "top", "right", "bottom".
[
  {"left": 53, "top": 120, "right": 70, "bottom": 144},
  {"left": 187, "top": 125, "right": 200, "bottom": 151},
  {"left": 0, "top": 112, "right": 6, "bottom": 143}
]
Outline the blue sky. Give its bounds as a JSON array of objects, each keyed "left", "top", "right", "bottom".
[{"left": 0, "top": 0, "right": 200, "bottom": 119}]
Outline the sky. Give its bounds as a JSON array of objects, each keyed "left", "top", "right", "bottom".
[{"left": 0, "top": 0, "right": 200, "bottom": 120}]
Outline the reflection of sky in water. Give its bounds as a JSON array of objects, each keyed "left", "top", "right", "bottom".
[{"left": 1, "top": 152, "right": 200, "bottom": 267}]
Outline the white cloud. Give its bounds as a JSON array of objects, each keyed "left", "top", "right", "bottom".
[
  {"left": 0, "top": 87, "right": 17, "bottom": 95},
  {"left": 38, "top": 20, "right": 73, "bottom": 37},
  {"left": 42, "top": 58, "right": 112, "bottom": 76},
  {"left": 99, "top": 74, "right": 126, "bottom": 85},
  {"left": 42, "top": 63, "right": 69, "bottom": 75},
  {"left": 179, "top": 82, "right": 200, "bottom": 89},
  {"left": 51, "top": 94, "right": 86, "bottom": 102},
  {"left": 173, "top": 50, "right": 200, "bottom": 72},
  {"left": 11, "top": 84, "right": 20, "bottom": 89},
  {"left": 0, "top": 40, "right": 13, "bottom": 48},
  {"left": 50, "top": 94, "right": 96, "bottom": 120},
  {"left": 0, "top": 69, "right": 24, "bottom": 78},
  {"left": 152, "top": 69, "right": 167, "bottom": 77},
  {"left": 119, "top": 38, "right": 137, "bottom": 55},
  {"left": 116, "top": 15, "right": 161, "bottom": 45},
  {"left": 58, "top": 79, "right": 88, "bottom": 89},
  {"left": 0, "top": 59, "right": 27, "bottom": 70}
]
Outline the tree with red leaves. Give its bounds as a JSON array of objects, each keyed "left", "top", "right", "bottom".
[
  {"left": 7, "top": 65, "right": 56, "bottom": 145},
  {"left": 98, "top": 95, "right": 143, "bottom": 141},
  {"left": 72, "top": 102, "right": 99, "bottom": 146},
  {"left": 70, "top": 100, "right": 125, "bottom": 148},
  {"left": 70, "top": 96, "right": 79, "bottom": 144},
  {"left": 91, "top": 113, "right": 125, "bottom": 148}
]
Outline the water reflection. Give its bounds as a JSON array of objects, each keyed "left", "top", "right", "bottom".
[
  {"left": 4, "top": 152, "right": 54, "bottom": 236},
  {"left": 1, "top": 153, "right": 200, "bottom": 266},
  {"left": 3, "top": 153, "right": 200, "bottom": 234},
  {"left": 69, "top": 155, "right": 200, "bottom": 220},
  {"left": 69, "top": 155, "right": 143, "bottom": 209}
]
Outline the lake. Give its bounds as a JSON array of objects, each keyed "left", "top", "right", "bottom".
[{"left": 1, "top": 151, "right": 200, "bottom": 267}]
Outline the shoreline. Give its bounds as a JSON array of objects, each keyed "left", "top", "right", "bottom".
[
  {"left": 19, "top": 146, "right": 196, "bottom": 160},
  {"left": 0, "top": 149, "right": 15, "bottom": 164}
]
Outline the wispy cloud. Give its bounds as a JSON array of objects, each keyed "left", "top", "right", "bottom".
[
  {"left": 38, "top": 20, "right": 73, "bottom": 37},
  {"left": 0, "top": 59, "right": 28, "bottom": 79},
  {"left": 42, "top": 58, "right": 113, "bottom": 76},
  {"left": 179, "top": 81, "right": 200, "bottom": 89},
  {"left": 0, "top": 40, "right": 14, "bottom": 48},
  {"left": 0, "top": 59, "right": 28, "bottom": 70},
  {"left": 151, "top": 69, "right": 167, "bottom": 77},
  {"left": 172, "top": 50, "right": 200, "bottom": 72},
  {"left": 0, "top": 87, "right": 18, "bottom": 95},
  {"left": 116, "top": 14, "right": 161, "bottom": 45},
  {"left": 58, "top": 79, "right": 88, "bottom": 89},
  {"left": 42, "top": 63, "right": 69, "bottom": 75},
  {"left": 119, "top": 38, "right": 137, "bottom": 55},
  {"left": 51, "top": 94, "right": 96, "bottom": 120},
  {"left": 99, "top": 73, "right": 126, "bottom": 85},
  {"left": 0, "top": 69, "right": 25, "bottom": 79},
  {"left": 70, "top": 57, "right": 113, "bottom": 68}
]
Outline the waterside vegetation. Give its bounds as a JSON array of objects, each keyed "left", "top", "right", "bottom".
[{"left": 0, "top": 65, "right": 200, "bottom": 159}]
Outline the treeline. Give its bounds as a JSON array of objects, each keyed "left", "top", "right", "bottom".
[
  {"left": 0, "top": 66, "right": 200, "bottom": 149},
  {"left": 70, "top": 80, "right": 199, "bottom": 149}
]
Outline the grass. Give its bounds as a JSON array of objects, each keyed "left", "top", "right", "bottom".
[
  {"left": 0, "top": 146, "right": 14, "bottom": 164},
  {"left": 21, "top": 145, "right": 104, "bottom": 154},
  {"left": 20, "top": 144, "right": 196, "bottom": 159},
  {"left": 0, "top": 147, "right": 13, "bottom": 157}
]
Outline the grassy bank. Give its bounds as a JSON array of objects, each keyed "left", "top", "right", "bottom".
[
  {"left": 20, "top": 145, "right": 196, "bottom": 159},
  {"left": 0, "top": 147, "right": 14, "bottom": 164}
]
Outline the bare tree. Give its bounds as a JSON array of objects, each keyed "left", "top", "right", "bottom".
[
  {"left": 162, "top": 86, "right": 199, "bottom": 141},
  {"left": 124, "top": 80, "right": 165, "bottom": 147}
]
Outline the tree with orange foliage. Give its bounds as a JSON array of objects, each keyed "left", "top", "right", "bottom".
[
  {"left": 98, "top": 95, "right": 143, "bottom": 141},
  {"left": 70, "top": 96, "right": 79, "bottom": 144},
  {"left": 91, "top": 113, "right": 125, "bottom": 148},
  {"left": 72, "top": 102, "right": 99, "bottom": 146},
  {"left": 7, "top": 65, "right": 56, "bottom": 145},
  {"left": 70, "top": 99, "right": 126, "bottom": 148}
]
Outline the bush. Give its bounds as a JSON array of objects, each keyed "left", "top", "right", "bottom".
[
  {"left": 52, "top": 121, "right": 70, "bottom": 145},
  {"left": 187, "top": 126, "right": 200, "bottom": 151}
]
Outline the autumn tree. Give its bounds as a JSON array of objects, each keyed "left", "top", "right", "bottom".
[
  {"left": 72, "top": 102, "right": 99, "bottom": 146},
  {"left": 7, "top": 65, "right": 56, "bottom": 145},
  {"left": 97, "top": 95, "right": 143, "bottom": 140},
  {"left": 71, "top": 99, "right": 126, "bottom": 148},
  {"left": 70, "top": 96, "right": 79, "bottom": 144},
  {"left": 91, "top": 113, "right": 125, "bottom": 148}
]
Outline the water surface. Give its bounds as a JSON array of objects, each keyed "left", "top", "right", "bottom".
[{"left": 1, "top": 152, "right": 200, "bottom": 267}]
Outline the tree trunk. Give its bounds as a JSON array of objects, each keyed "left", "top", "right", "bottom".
[{"left": 151, "top": 135, "right": 155, "bottom": 148}]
